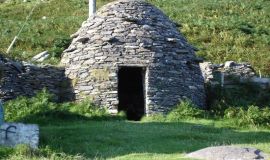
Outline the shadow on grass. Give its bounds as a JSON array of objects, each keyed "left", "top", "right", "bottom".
[
  {"left": 13, "top": 110, "right": 125, "bottom": 125},
  {"left": 20, "top": 112, "right": 269, "bottom": 159}
]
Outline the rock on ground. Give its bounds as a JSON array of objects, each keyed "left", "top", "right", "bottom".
[
  {"left": 186, "top": 146, "right": 268, "bottom": 160},
  {"left": 31, "top": 51, "right": 49, "bottom": 62},
  {"left": 0, "top": 123, "right": 39, "bottom": 149}
]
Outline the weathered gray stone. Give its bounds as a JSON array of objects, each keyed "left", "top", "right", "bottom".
[
  {"left": 250, "top": 77, "right": 270, "bottom": 89},
  {"left": 0, "top": 0, "right": 208, "bottom": 117},
  {"left": 78, "top": 86, "right": 94, "bottom": 91},
  {"left": 70, "top": 32, "right": 79, "bottom": 39},
  {"left": 0, "top": 55, "right": 72, "bottom": 102},
  {"left": 31, "top": 51, "right": 49, "bottom": 62},
  {"left": 224, "top": 61, "right": 236, "bottom": 68},
  {"left": 75, "top": 37, "right": 89, "bottom": 43},
  {"left": 64, "top": 46, "right": 77, "bottom": 53},
  {"left": 200, "top": 61, "right": 269, "bottom": 89},
  {"left": 0, "top": 123, "right": 39, "bottom": 149},
  {"left": 61, "top": 0, "right": 206, "bottom": 114},
  {"left": 166, "top": 38, "right": 178, "bottom": 43},
  {"left": 251, "top": 77, "right": 270, "bottom": 84},
  {"left": 186, "top": 146, "right": 268, "bottom": 160}
]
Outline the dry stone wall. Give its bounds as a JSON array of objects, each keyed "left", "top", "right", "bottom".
[
  {"left": 0, "top": 55, "right": 73, "bottom": 102},
  {"left": 200, "top": 61, "right": 270, "bottom": 89},
  {"left": 61, "top": 0, "right": 206, "bottom": 114}
]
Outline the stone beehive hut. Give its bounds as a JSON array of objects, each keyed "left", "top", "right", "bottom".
[{"left": 61, "top": 0, "right": 205, "bottom": 120}]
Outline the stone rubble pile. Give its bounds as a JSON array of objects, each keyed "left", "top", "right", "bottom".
[{"left": 200, "top": 61, "right": 270, "bottom": 89}]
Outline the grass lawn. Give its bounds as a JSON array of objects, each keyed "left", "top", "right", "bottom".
[
  {"left": 1, "top": 117, "right": 270, "bottom": 159},
  {"left": 42, "top": 120, "right": 270, "bottom": 159}
]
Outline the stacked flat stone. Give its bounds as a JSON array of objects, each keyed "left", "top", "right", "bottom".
[
  {"left": 0, "top": 54, "right": 72, "bottom": 102},
  {"left": 200, "top": 61, "right": 257, "bottom": 86},
  {"left": 61, "top": 0, "right": 205, "bottom": 114},
  {"left": 199, "top": 61, "right": 270, "bottom": 89}
]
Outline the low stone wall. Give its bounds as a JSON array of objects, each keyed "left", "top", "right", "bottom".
[
  {"left": 200, "top": 61, "right": 270, "bottom": 107},
  {"left": 200, "top": 61, "right": 270, "bottom": 89},
  {"left": 0, "top": 55, "right": 73, "bottom": 102}
]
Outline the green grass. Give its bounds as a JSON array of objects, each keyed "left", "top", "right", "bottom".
[
  {"left": 1, "top": 0, "right": 269, "bottom": 74},
  {"left": 0, "top": 91, "right": 269, "bottom": 159},
  {"left": 40, "top": 120, "right": 270, "bottom": 159},
  {"left": 1, "top": 118, "right": 270, "bottom": 160},
  {"left": 0, "top": 0, "right": 113, "bottom": 63},
  {"left": 148, "top": 0, "right": 270, "bottom": 75}
]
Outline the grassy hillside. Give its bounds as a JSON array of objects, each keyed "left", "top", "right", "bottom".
[
  {"left": 0, "top": 0, "right": 269, "bottom": 74},
  {"left": 0, "top": 0, "right": 113, "bottom": 63},
  {"left": 149, "top": 0, "right": 270, "bottom": 75}
]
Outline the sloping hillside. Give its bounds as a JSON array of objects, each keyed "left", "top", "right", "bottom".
[
  {"left": 149, "top": 0, "right": 270, "bottom": 75},
  {"left": 0, "top": 0, "right": 269, "bottom": 74},
  {"left": 0, "top": 0, "right": 113, "bottom": 63}
]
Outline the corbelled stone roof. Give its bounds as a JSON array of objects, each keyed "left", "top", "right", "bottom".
[{"left": 61, "top": 0, "right": 197, "bottom": 65}]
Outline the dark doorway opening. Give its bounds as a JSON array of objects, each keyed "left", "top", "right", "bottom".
[{"left": 118, "top": 67, "right": 145, "bottom": 121}]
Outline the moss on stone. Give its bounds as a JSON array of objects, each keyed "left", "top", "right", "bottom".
[{"left": 91, "top": 68, "right": 110, "bottom": 82}]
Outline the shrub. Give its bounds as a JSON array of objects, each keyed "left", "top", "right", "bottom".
[
  {"left": 224, "top": 105, "right": 270, "bottom": 127},
  {"left": 166, "top": 100, "right": 205, "bottom": 121},
  {"left": 117, "top": 111, "right": 127, "bottom": 119},
  {"left": 239, "top": 23, "right": 255, "bottom": 35},
  {"left": 13, "top": 145, "right": 37, "bottom": 158},
  {"left": 3, "top": 89, "right": 115, "bottom": 123},
  {"left": 5, "top": 145, "right": 84, "bottom": 160},
  {"left": 4, "top": 89, "right": 55, "bottom": 122},
  {"left": 0, "top": 147, "right": 13, "bottom": 159},
  {"left": 207, "top": 85, "right": 270, "bottom": 116},
  {"left": 50, "top": 37, "right": 71, "bottom": 58}
]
